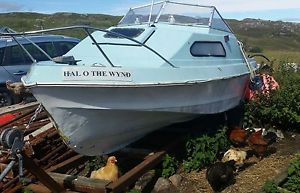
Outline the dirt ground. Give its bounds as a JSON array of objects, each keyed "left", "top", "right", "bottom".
[{"left": 164, "top": 132, "right": 300, "bottom": 193}]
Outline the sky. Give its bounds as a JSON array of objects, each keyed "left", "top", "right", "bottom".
[{"left": 0, "top": 0, "right": 300, "bottom": 22}]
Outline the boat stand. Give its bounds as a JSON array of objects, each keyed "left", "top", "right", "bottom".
[{"left": 0, "top": 102, "right": 185, "bottom": 193}]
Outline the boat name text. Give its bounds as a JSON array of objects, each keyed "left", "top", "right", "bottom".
[{"left": 62, "top": 67, "right": 132, "bottom": 81}]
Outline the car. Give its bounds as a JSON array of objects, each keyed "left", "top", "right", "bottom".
[{"left": 0, "top": 30, "right": 80, "bottom": 107}]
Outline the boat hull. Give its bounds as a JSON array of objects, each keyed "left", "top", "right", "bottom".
[{"left": 30, "top": 75, "right": 249, "bottom": 155}]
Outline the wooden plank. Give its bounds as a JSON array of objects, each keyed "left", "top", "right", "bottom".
[
  {"left": 46, "top": 155, "right": 88, "bottom": 173},
  {"left": 48, "top": 172, "right": 110, "bottom": 193},
  {"left": 106, "top": 150, "right": 166, "bottom": 193},
  {"left": 0, "top": 102, "right": 39, "bottom": 115},
  {"left": 24, "top": 122, "right": 53, "bottom": 141}
]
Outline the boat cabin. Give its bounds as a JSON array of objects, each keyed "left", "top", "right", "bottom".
[{"left": 67, "top": 1, "right": 244, "bottom": 69}]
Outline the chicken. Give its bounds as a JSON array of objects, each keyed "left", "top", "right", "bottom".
[
  {"left": 6, "top": 81, "right": 26, "bottom": 95},
  {"left": 247, "top": 129, "right": 276, "bottom": 159},
  {"left": 206, "top": 160, "right": 236, "bottom": 192},
  {"left": 90, "top": 156, "right": 119, "bottom": 182},
  {"left": 222, "top": 149, "right": 247, "bottom": 170},
  {"left": 227, "top": 127, "right": 253, "bottom": 147}
]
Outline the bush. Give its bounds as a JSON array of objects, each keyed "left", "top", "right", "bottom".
[
  {"left": 161, "top": 154, "right": 178, "bottom": 178},
  {"left": 283, "top": 153, "right": 300, "bottom": 192},
  {"left": 249, "top": 46, "right": 263, "bottom": 53},
  {"left": 262, "top": 180, "right": 278, "bottom": 193},
  {"left": 126, "top": 189, "right": 141, "bottom": 193},
  {"left": 182, "top": 128, "right": 230, "bottom": 172},
  {"left": 243, "top": 65, "right": 300, "bottom": 131}
]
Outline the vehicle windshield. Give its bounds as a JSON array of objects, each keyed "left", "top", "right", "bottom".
[{"left": 119, "top": 1, "right": 232, "bottom": 33}]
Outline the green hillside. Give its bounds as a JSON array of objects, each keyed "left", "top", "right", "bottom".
[
  {"left": 227, "top": 19, "right": 300, "bottom": 52},
  {"left": 0, "top": 12, "right": 121, "bottom": 38},
  {"left": 0, "top": 13, "right": 299, "bottom": 62}
]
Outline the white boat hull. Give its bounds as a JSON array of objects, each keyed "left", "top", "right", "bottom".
[{"left": 31, "top": 75, "right": 248, "bottom": 155}]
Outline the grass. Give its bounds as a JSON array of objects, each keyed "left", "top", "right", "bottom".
[{"left": 263, "top": 50, "right": 300, "bottom": 64}]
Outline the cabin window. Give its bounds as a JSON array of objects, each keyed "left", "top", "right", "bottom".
[
  {"left": 104, "top": 28, "right": 145, "bottom": 38},
  {"left": 190, "top": 41, "right": 226, "bottom": 57}
]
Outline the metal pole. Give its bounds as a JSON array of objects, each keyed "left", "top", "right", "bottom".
[
  {"left": 0, "top": 160, "right": 15, "bottom": 181},
  {"left": 148, "top": 0, "right": 155, "bottom": 26}
]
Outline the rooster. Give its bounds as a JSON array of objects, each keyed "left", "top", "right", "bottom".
[
  {"left": 206, "top": 160, "right": 236, "bottom": 192},
  {"left": 247, "top": 129, "right": 276, "bottom": 159},
  {"left": 90, "top": 156, "right": 119, "bottom": 182},
  {"left": 227, "top": 127, "right": 254, "bottom": 147}
]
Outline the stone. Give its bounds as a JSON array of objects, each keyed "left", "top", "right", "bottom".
[
  {"left": 134, "top": 170, "right": 155, "bottom": 191},
  {"left": 153, "top": 177, "right": 171, "bottom": 192},
  {"left": 169, "top": 174, "right": 182, "bottom": 187}
]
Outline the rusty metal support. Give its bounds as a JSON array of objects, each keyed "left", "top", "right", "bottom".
[
  {"left": 46, "top": 154, "right": 88, "bottom": 173},
  {"left": 48, "top": 150, "right": 77, "bottom": 167},
  {"left": 0, "top": 108, "right": 35, "bottom": 129},
  {"left": 23, "top": 153, "right": 66, "bottom": 193},
  {"left": 106, "top": 150, "right": 166, "bottom": 193},
  {"left": 39, "top": 144, "right": 66, "bottom": 164}
]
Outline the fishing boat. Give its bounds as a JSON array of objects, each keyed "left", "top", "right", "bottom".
[{"left": 7, "top": 1, "right": 256, "bottom": 155}]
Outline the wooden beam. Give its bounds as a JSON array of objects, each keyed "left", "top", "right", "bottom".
[
  {"left": 48, "top": 172, "right": 110, "bottom": 193},
  {"left": 106, "top": 150, "right": 166, "bottom": 193}
]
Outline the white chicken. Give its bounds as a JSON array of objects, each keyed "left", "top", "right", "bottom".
[{"left": 222, "top": 149, "right": 247, "bottom": 170}]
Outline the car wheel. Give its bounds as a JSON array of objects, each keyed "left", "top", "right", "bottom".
[{"left": 0, "top": 88, "right": 13, "bottom": 107}]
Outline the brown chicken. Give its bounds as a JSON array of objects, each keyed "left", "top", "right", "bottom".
[
  {"left": 90, "top": 156, "right": 119, "bottom": 182},
  {"left": 227, "top": 127, "right": 253, "bottom": 147},
  {"left": 247, "top": 130, "right": 269, "bottom": 159}
]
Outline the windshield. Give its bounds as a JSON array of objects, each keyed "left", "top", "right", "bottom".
[
  {"left": 119, "top": 2, "right": 164, "bottom": 25},
  {"left": 119, "top": 1, "right": 232, "bottom": 33}
]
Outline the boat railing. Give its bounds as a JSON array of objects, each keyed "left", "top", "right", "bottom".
[
  {"left": 0, "top": 25, "right": 176, "bottom": 68},
  {"left": 119, "top": 1, "right": 233, "bottom": 33}
]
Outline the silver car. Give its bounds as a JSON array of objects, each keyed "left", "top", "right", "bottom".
[{"left": 0, "top": 33, "right": 80, "bottom": 107}]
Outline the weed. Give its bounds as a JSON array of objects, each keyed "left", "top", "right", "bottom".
[
  {"left": 262, "top": 180, "right": 278, "bottom": 193},
  {"left": 182, "top": 128, "right": 230, "bottom": 172},
  {"left": 22, "top": 187, "right": 33, "bottom": 193},
  {"left": 80, "top": 157, "right": 106, "bottom": 177},
  {"left": 283, "top": 153, "right": 300, "bottom": 192},
  {"left": 161, "top": 154, "right": 178, "bottom": 178}
]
